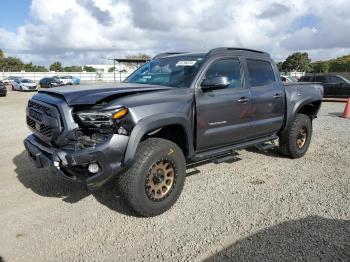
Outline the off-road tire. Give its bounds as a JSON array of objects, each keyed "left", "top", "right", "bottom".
[
  {"left": 118, "top": 138, "right": 186, "bottom": 217},
  {"left": 279, "top": 113, "right": 312, "bottom": 158}
]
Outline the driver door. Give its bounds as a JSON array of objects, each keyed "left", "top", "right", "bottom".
[{"left": 195, "top": 57, "right": 251, "bottom": 151}]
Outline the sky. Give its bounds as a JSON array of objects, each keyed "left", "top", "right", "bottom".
[{"left": 0, "top": 0, "right": 350, "bottom": 66}]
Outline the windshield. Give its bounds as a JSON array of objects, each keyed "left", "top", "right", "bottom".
[
  {"left": 21, "top": 79, "right": 34, "bottom": 83},
  {"left": 125, "top": 55, "right": 205, "bottom": 88}
]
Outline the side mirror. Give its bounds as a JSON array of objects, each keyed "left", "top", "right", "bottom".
[{"left": 201, "top": 76, "right": 230, "bottom": 91}]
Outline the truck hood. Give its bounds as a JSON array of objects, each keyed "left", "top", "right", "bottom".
[{"left": 38, "top": 83, "right": 172, "bottom": 105}]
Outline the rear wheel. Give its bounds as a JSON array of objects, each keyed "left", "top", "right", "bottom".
[
  {"left": 118, "top": 138, "right": 186, "bottom": 217},
  {"left": 279, "top": 113, "right": 312, "bottom": 158}
]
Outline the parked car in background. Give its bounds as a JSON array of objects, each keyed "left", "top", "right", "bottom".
[
  {"left": 39, "top": 77, "right": 62, "bottom": 88},
  {"left": 53, "top": 76, "right": 71, "bottom": 85},
  {"left": 2, "top": 76, "right": 22, "bottom": 87},
  {"left": 299, "top": 74, "right": 350, "bottom": 98},
  {"left": 0, "top": 81, "right": 7, "bottom": 96},
  {"left": 67, "top": 75, "right": 80, "bottom": 85},
  {"left": 281, "top": 75, "right": 298, "bottom": 83},
  {"left": 12, "top": 78, "right": 38, "bottom": 91}
]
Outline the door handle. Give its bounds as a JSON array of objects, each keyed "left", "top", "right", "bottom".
[
  {"left": 237, "top": 97, "right": 249, "bottom": 103},
  {"left": 273, "top": 93, "right": 282, "bottom": 99}
]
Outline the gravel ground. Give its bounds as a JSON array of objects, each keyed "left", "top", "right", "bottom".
[{"left": 0, "top": 90, "right": 349, "bottom": 261}]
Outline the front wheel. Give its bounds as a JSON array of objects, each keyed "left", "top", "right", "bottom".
[
  {"left": 118, "top": 138, "right": 186, "bottom": 217},
  {"left": 279, "top": 113, "right": 312, "bottom": 158}
]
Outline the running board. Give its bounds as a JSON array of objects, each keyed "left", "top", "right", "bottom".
[
  {"left": 191, "top": 135, "right": 278, "bottom": 162},
  {"left": 255, "top": 142, "right": 276, "bottom": 151},
  {"left": 212, "top": 152, "right": 240, "bottom": 164}
]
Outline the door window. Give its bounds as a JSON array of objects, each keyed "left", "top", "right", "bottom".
[
  {"left": 205, "top": 59, "right": 242, "bottom": 88},
  {"left": 246, "top": 59, "right": 276, "bottom": 87},
  {"left": 315, "top": 75, "right": 326, "bottom": 83},
  {"left": 327, "top": 76, "right": 345, "bottom": 84},
  {"left": 300, "top": 75, "right": 313, "bottom": 82}
]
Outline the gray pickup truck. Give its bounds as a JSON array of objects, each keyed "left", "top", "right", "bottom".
[{"left": 24, "top": 48, "right": 323, "bottom": 216}]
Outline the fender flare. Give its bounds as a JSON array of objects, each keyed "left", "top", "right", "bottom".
[
  {"left": 283, "top": 97, "right": 322, "bottom": 131},
  {"left": 123, "top": 113, "right": 194, "bottom": 166}
]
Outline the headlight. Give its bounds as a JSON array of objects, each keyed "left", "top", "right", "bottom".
[{"left": 75, "top": 107, "right": 128, "bottom": 131}]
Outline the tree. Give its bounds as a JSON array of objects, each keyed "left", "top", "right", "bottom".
[
  {"left": 24, "top": 62, "right": 36, "bottom": 72},
  {"left": 281, "top": 52, "right": 312, "bottom": 72},
  {"left": 0, "top": 48, "right": 4, "bottom": 59},
  {"left": 63, "top": 66, "right": 82, "bottom": 72},
  {"left": 2, "top": 56, "right": 24, "bottom": 71},
  {"left": 35, "top": 65, "right": 48, "bottom": 72},
  {"left": 83, "top": 66, "right": 96, "bottom": 72},
  {"left": 108, "top": 66, "right": 115, "bottom": 72},
  {"left": 50, "top": 61, "right": 63, "bottom": 72},
  {"left": 311, "top": 54, "right": 350, "bottom": 73},
  {"left": 276, "top": 62, "right": 283, "bottom": 71}
]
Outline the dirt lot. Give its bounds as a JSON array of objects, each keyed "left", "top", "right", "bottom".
[{"left": 0, "top": 90, "right": 349, "bottom": 261}]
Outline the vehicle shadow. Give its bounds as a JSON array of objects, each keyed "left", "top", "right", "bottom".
[
  {"left": 204, "top": 216, "right": 350, "bottom": 262},
  {"left": 14, "top": 150, "right": 136, "bottom": 216},
  {"left": 328, "top": 112, "right": 344, "bottom": 118},
  {"left": 245, "top": 147, "right": 286, "bottom": 158},
  {"left": 14, "top": 150, "right": 89, "bottom": 203}
]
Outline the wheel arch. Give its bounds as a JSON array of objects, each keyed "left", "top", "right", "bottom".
[
  {"left": 123, "top": 114, "right": 194, "bottom": 166},
  {"left": 283, "top": 98, "right": 322, "bottom": 132}
]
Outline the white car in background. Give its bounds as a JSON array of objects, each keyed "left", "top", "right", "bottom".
[
  {"left": 53, "top": 75, "right": 73, "bottom": 85},
  {"left": 12, "top": 78, "right": 38, "bottom": 91},
  {"left": 2, "top": 76, "right": 22, "bottom": 87},
  {"left": 281, "top": 75, "right": 298, "bottom": 83}
]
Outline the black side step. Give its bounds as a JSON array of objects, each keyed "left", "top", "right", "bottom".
[
  {"left": 191, "top": 134, "right": 278, "bottom": 162},
  {"left": 212, "top": 152, "right": 240, "bottom": 164},
  {"left": 255, "top": 142, "right": 276, "bottom": 151}
]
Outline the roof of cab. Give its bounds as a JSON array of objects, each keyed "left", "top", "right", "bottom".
[{"left": 153, "top": 47, "right": 270, "bottom": 60}]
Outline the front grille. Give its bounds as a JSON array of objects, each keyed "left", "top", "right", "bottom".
[
  {"left": 28, "top": 100, "right": 51, "bottom": 116},
  {"left": 26, "top": 99, "right": 62, "bottom": 141},
  {"left": 40, "top": 124, "right": 53, "bottom": 138},
  {"left": 26, "top": 116, "right": 35, "bottom": 129}
]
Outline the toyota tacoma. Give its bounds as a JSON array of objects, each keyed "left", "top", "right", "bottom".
[{"left": 24, "top": 48, "right": 323, "bottom": 216}]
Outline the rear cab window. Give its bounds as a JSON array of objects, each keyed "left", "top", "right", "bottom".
[{"left": 246, "top": 59, "right": 276, "bottom": 87}]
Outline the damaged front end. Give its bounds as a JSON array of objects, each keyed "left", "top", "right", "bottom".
[{"left": 24, "top": 94, "right": 133, "bottom": 190}]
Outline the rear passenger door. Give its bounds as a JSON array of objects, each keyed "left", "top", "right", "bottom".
[{"left": 244, "top": 59, "right": 285, "bottom": 139}]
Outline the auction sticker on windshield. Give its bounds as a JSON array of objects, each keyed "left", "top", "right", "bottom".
[{"left": 176, "top": 61, "right": 197, "bottom": 66}]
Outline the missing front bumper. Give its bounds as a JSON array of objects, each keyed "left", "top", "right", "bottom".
[{"left": 24, "top": 133, "right": 129, "bottom": 190}]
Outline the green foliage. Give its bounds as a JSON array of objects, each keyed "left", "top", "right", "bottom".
[
  {"left": 0, "top": 48, "right": 4, "bottom": 59},
  {"left": 49, "top": 61, "right": 63, "bottom": 72},
  {"left": 83, "top": 66, "right": 96, "bottom": 72},
  {"left": 311, "top": 55, "right": 350, "bottom": 73},
  {"left": 63, "top": 66, "right": 82, "bottom": 72},
  {"left": 280, "top": 52, "right": 312, "bottom": 72},
  {"left": 1, "top": 56, "right": 24, "bottom": 71},
  {"left": 108, "top": 66, "right": 115, "bottom": 72},
  {"left": 36, "top": 65, "right": 48, "bottom": 72},
  {"left": 24, "top": 62, "right": 48, "bottom": 72}
]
